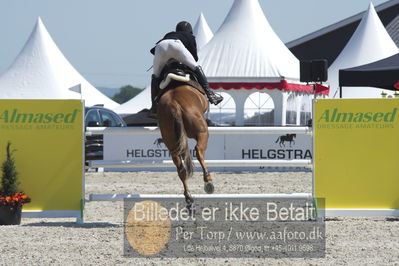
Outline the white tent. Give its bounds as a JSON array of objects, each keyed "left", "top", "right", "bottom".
[
  {"left": 0, "top": 18, "right": 119, "bottom": 109},
  {"left": 199, "top": 0, "right": 322, "bottom": 126},
  {"left": 328, "top": 3, "right": 399, "bottom": 98},
  {"left": 199, "top": 0, "right": 300, "bottom": 82},
  {"left": 193, "top": 13, "right": 214, "bottom": 50}
]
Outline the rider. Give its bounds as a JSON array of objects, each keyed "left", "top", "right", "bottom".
[{"left": 149, "top": 21, "right": 223, "bottom": 116}]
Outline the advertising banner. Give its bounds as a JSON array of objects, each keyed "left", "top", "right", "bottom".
[
  {"left": 104, "top": 132, "right": 312, "bottom": 171},
  {"left": 224, "top": 134, "right": 311, "bottom": 161},
  {"left": 314, "top": 99, "right": 399, "bottom": 211},
  {"left": 104, "top": 133, "right": 225, "bottom": 161},
  {"left": 0, "top": 100, "right": 84, "bottom": 215}
]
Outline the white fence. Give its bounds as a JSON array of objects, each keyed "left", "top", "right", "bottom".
[
  {"left": 86, "top": 126, "right": 312, "bottom": 169},
  {"left": 89, "top": 193, "right": 312, "bottom": 201},
  {"left": 88, "top": 159, "right": 312, "bottom": 168},
  {"left": 86, "top": 126, "right": 312, "bottom": 136}
]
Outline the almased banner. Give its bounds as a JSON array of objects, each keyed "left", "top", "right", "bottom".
[
  {"left": 314, "top": 99, "right": 399, "bottom": 210},
  {"left": 0, "top": 100, "right": 84, "bottom": 213}
]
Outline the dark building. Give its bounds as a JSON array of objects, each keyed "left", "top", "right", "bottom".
[{"left": 287, "top": 0, "right": 399, "bottom": 66}]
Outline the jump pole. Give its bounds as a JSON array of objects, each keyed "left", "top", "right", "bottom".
[
  {"left": 89, "top": 193, "right": 312, "bottom": 202},
  {"left": 86, "top": 126, "right": 312, "bottom": 136},
  {"left": 88, "top": 159, "right": 312, "bottom": 169}
]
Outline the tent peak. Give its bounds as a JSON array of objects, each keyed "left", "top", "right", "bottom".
[
  {"left": 35, "top": 17, "right": 44, "bottom": 28},
  {"left": 217, "top": 0, "right": 264, "bottom": 32},
  {"left": 199, "top": 0, "right": 300, "bottom": 81},
  {"left": 193, "top": 12, "right": 213, "bottom": 50},
  {"left": 365, "top": 2, "right": 377, "bottom": 19},
  {"left": 368, "top": 2, "right": 375, "bottom": 9},
  {"left": 0, "top": 18, "right": 119, "bottom": 108},
  {"left": 328, "top": 1, "right": 398, "bottom": 98}
]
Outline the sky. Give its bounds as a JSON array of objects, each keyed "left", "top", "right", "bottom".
[{"left": 0, "top": 0, "right": 390, "bottom": 89}]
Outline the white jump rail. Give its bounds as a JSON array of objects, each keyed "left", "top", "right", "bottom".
[
  {"left": 89, "top": 193, "right": 312, "bottom": 201},
  {"left": 85, "top": 126, "right": 312, "bottom": 136},
  {"left": 321, "top": 209, "right": 399, "bottom": 217},
  {"left": 88, "top": 159, "right": 312, "bottom": 168}
]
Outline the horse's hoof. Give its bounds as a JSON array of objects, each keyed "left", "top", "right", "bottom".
[
  {"left": 184, "top": 191, "right": 194, "bottom": 203},
  {"left": 186, "top": 203, "right": 196, "bottom": 216},
  {"left": 204, "top": 182, "right": 214, "bottom": 194},
  {"left": 185, "top": 198, "right": 194, "bottom": 205},
  {"left": 184, "top": 196, "right": 194, "bottom": 205}
]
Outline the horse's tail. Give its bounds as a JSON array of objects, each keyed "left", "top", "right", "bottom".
[
  {"left": 171, "top": 104, "right": 194, "bottom": 179},
  {"left": 275, "top": 137, "right": 280, "bottom": 143}
]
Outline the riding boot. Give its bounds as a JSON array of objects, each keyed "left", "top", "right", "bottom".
[
  {"left": 193, "top": 66, "right": 223, "bottom": 105},
  {"left": 149, "top": 75, "right": 159, "bottom": 119}
]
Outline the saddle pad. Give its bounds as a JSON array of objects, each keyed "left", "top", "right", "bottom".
[
  {"left": 159, "top": 73, "right": 190, "bottom": 90},
  {"left": 159, "top": 74, "right": 205, "bottom": 96}
]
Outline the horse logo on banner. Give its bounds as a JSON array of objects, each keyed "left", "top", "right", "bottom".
[
  {"left": 153, "top": 138, "right": 165, "bottom": 148},
  {"left": 275, "top": 134, "right": 296, "bottom": 148}
]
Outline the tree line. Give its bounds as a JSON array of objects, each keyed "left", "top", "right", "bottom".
[{"left": 111, "top": 85, "right": 143, "bottom": 104}]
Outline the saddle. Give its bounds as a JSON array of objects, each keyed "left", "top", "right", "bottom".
[{"left": 156, "top": 62, "right": 205, "bottom": 100}]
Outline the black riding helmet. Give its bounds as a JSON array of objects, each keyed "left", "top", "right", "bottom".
[{"left": 176, "top": 21, "right": 193, "bottom": 34}]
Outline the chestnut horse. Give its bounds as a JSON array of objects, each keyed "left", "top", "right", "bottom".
[{"left": 157, "top": 83, "right": 214, "bottom": 206}]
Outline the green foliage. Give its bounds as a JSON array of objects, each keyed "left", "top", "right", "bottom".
[
  {"left": 1, "top": 142, "right": 19, "bottom": 196},
  {"left": 112, "top": 85, "right": 143, "bottom": 104}
]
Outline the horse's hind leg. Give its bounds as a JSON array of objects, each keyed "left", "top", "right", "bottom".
[
  {"left": 195, "top": 132, "right": 214, "bottom": 194},
  {"left": 171, "top": 154, "right": 193, "bottom": 205}
]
